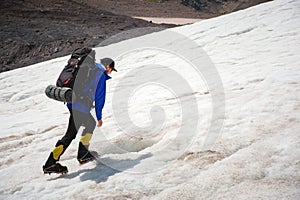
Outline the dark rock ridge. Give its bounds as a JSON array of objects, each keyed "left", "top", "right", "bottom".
[
  {"left": 0, "top": 0, "right": 174, "bottom": 73},
  {"left": 0, "top": 0, "right": 271, "bottom": 73}
]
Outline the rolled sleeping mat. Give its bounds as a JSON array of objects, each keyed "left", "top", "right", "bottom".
[{"left": 45, "top": 85, "right": 73, "bottom": 103}]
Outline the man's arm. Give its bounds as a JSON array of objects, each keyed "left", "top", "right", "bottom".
[{"left": 95, "top": 74, "right": 106, "bottom": 127}]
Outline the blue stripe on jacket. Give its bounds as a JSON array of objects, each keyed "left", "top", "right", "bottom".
[{"left": 67, "top": 63, "right": 111, "bottom": 120}]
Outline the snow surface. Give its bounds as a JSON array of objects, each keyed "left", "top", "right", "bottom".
[{"left": 0, "top": 0, "right": 300, "bottom": 199}]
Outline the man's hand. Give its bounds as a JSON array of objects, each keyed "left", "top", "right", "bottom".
[{"left": 97, "top": 120, "right": 103, "bottom": 127}]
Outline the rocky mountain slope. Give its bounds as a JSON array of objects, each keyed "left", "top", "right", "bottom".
[{"left": 0, "top": 0, "right": 270, "bottom": 73}]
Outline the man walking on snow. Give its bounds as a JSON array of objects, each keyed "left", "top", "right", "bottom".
[{"left": 43, "top": 57, "right": 117, "bottom": 174}]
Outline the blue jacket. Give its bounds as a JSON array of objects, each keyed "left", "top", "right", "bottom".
[{"left": 67, "top": 63, "right": 111, "bottom": 120}]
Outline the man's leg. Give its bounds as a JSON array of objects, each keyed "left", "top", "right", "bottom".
[
  {"left": 43, "top": 108, "right": 79, "bottom": 173},
  {"left": 77, "top": 112, "right": 96, "bottom": 164}
]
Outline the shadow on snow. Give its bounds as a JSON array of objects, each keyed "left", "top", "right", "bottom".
[{"left": 48, "top": 153, "right": 152, "bottom": 183}]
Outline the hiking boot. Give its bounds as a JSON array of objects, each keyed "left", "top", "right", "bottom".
[
  {"left": 43, "top": 163, "right": 68, "bottom": 174},
  {"left": 77, "top": 151, "right": 96, "bottom": 164},
  {"left": 77, "top": 141, "right": 96, "bottom": 164}
]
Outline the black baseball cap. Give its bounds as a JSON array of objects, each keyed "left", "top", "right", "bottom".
[{"left": 100, "top": 58, "right": 117, "bottom": 72}]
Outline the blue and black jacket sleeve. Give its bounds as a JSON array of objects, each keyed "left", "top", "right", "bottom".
[{"left": 95, "top": 73, "right": 106, "bottom": 120}]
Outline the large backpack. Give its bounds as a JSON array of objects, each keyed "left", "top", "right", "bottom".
[
  {"left": 45, "top": 47, "right": 97, "bottom": 104},
  {"left": 56, "top": 47, "right": 95, "bottom": 89}
]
